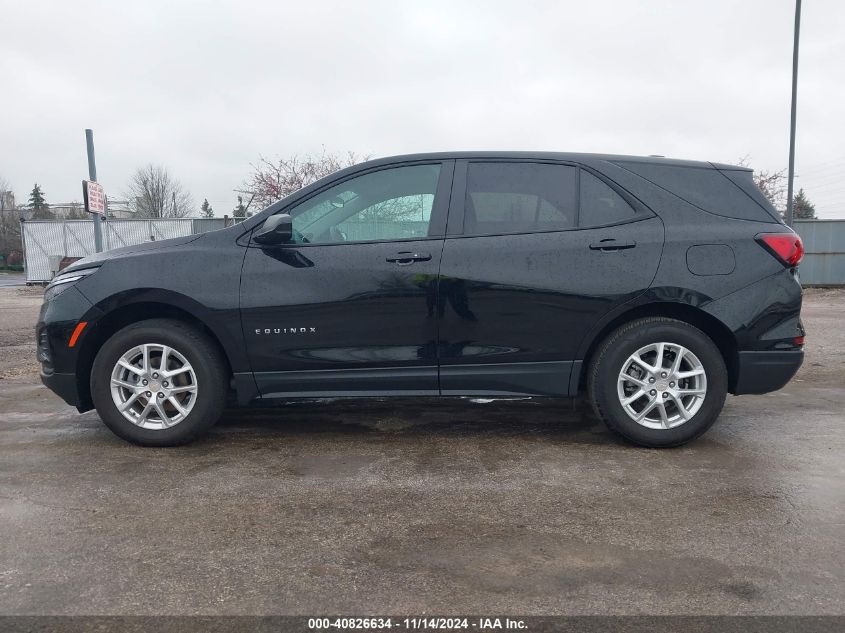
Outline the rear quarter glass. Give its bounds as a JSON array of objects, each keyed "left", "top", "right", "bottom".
[
  {"left": 612, "top": 161, "right": 779, "bottom": 223},
  {"left": 717, "top": 168, "right": 783, "bottom": 223}
]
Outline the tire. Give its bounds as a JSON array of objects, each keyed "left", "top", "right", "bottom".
[
  {"left": 587, "top": 317, "right": 728, "bottom": 448},
  {"left": 90, "top": 319, "right": 228, "bottom": 446}
]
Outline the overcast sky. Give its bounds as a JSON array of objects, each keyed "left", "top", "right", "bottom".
[{"left": 1, "top": 0, "right": 843, "bottom": 218}]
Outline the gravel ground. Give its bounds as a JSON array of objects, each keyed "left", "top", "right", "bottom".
[
  {"left": 0, "top": 286, "right": 843, "bottom": 615},
  {"left": 0, "top": 285, "right": 43, "bottom": 379}
]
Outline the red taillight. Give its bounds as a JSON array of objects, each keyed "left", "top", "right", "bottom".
[
  {"left": 756, "top": 233, "right": 804, "bottom": 267},
  {"left": 794, "top": 335, "right": 805, "bottom": 346}
]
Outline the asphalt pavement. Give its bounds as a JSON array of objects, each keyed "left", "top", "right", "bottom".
[
  {"left": 0, "top": 272, "right": 25, "bottom": 288},
  {"left": 0, "top": 287, "right": 843, "bottom": 615}
]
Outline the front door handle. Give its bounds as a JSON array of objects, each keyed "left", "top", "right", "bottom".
[
  {"left": 589, "top": 238, "right": 636, "bottom": 251},
  {"left": 386, "top": 251, "right": 432, "bottom": 265}
]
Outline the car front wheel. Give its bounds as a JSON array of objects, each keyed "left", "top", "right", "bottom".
[
  {"left": 588, "top": 317, "right": 728, "bottom": 447},
  {"left": 90, "top": 318, "right": 228, "bottom": 446}
]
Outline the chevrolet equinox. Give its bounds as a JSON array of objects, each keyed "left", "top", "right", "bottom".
[{"left": 38, "top": 153, "right": 805, "bottom": 447}]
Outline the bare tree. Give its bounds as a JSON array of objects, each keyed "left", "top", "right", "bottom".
[
  {"left": 126, "top": 164, "right": 194, "bottom": 218},
  {"left": 0, "top": 175, "right": 12, "bottom": 213},
  {"left": 239, "top": 149, "right": 366, "bottom": 209},
  {"left": 0, "top": 175, "right": 23, "bottom": 263},
  {"left": 65, "top": 203, "right": 88, "bottom": 220},
  {"left": 737, "top": 156, "right": 787, "bottom": 214}
]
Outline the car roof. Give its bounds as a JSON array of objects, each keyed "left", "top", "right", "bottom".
[{"left": 352, "top": 151, "right": 748, "bottom": 172}]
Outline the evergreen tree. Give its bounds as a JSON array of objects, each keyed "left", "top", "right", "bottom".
[
  {"left": 233, "top": 195, "right": 246, "bottom": 219},
  {"left": 29, "top": 183, "right": 54, "bottom": 219},
  {"left": 200, "top": 198, "right": 214, "bottom": 218},
  {"left": 793, "top": 188, "right": 816, "bottom": 220}
]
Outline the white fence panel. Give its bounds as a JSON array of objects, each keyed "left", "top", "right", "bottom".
[
  {"left": 21, "top": 218, "right": 226, "bottom": 283},
  {"left": 21, "top": 221, "right": 79, "bottom": 282},
  {"left": 64, "top": 221, "right": 96, "bottom": 257},
  {"left": 102, "top": 219, "right": 194, "bottom": 251}
]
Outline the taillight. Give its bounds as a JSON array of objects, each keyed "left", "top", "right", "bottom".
[{"left": 756, "top": 232, "right": 804, "bottom": 267}]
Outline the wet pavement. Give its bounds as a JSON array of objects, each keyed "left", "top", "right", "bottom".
[
  {"left": 0, "top": 273, "right": 25, "bottom": 288},
  {"left": 0, "top": 288, "right": 844, "bottom": 615}
]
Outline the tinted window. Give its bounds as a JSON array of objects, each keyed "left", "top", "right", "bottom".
[
  {"left": 288, "top": 164, "right": 440, "bottom": 244},
  {"left": 615, "top": 161, "right": 775, "bottom": 222},
  {"left": 464, "top": 163, "right": 576, "bottom": 235},
  {"left": 718, "top": 168, "right": 782, "bottom": 222},
  {"left": 579, "top": 171, "right": 636, "bottom": 227}
]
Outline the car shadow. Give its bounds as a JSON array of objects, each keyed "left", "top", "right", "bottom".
[{"left": 209, "top": 396, "right": 625, "bottom": 447}]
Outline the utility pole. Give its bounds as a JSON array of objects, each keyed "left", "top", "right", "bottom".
[
  {"left": 85, "top": 129, "right": 104, "bottom": 252},
  {"left": 785, "top": 0, "right": 802, "bottom": 227}
]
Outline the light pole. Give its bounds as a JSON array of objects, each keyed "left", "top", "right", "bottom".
[{"left": 785, "top": 0, "right": 802, "bottom": 227}]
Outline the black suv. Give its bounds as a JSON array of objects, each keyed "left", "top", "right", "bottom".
[{"left": 38, "top": 152, "right": 805, "bottom": 447}]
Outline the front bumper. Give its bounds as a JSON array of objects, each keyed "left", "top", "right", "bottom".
[
  {"left": 40, "top": 371, "right": 81, "bottom": 407},
  {"left": 733, "top": 350, "right": 804, "bottom": 395},
  {"left": 37, "top": 285, "right": 100, "bottom": 411}
]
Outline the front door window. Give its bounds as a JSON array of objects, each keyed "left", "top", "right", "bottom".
[{"left": 288, "top": 164, "right": 441, "bottom": 244}]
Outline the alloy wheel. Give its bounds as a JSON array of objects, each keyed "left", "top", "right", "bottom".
[
  {"left": 616, "top": 341, "right": 707, "bottom": 429},
  {"left": 109, "top": 343, "right": 198, "bottom": 429}
]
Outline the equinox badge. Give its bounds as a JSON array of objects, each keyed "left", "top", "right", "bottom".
[{"left": 255, "top": 327, "right": 317, "bottom": 335}]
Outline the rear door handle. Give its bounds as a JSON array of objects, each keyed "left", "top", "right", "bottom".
[
  {"left": 386, "top": 251, "right": 432, "bottom": 265},
  {"left": 589, "top": 239, "right": 636, "bottom": 251}
]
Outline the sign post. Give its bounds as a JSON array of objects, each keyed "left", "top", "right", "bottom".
[{"left": 84, "top": 129, "right": 104, "bottom": 252}]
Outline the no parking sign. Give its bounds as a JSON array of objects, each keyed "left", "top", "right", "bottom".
[{"left": 82, "top": 180, "right": 105, "bottom": 215}]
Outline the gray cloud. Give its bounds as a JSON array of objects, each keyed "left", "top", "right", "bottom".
[{"left": 1, "top": 0, "right": 843, "bottom": 217}]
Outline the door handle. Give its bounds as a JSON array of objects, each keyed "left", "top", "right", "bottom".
[
  {"left": 386, "top": 251, "right": 432, "bottom": 265},
  {"left": 589, "top": 239, "right": 636, "bottom": 251}
]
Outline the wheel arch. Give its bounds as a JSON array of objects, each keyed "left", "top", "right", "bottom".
[
  {"left": 74, "top": 299, "right": 234, "bottom": 411},
  {"left": 576, "top": 301, "right": 739, "bottom": 394}
]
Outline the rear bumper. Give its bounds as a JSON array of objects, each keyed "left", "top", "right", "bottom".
[
  {"left": 40, "top": 371, "right": 80, "bottom": 408},
  {"left": 733, "top": 350, "right": 804, "bottom": 395}
]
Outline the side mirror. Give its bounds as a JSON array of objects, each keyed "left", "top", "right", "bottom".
[{"left": 254, "top": 213, "right": 293, "bottom": 245}]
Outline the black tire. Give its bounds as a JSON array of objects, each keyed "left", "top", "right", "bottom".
[
  {"left": 90, "top": 319, "right": 228, "bottom": 446},
  {"left": 587, "top": 317, "right": 728, "bottom": 448}
]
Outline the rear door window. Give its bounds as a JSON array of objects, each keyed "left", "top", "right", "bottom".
[{"left": 464, "top": 163, "right": 577, "bottom": 235}]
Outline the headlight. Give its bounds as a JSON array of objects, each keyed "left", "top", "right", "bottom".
[
  {"left": 45, "top": 267, "right": 99, "bottom": 301},
  {"left": 47, "top": 267, "right": 99, "bottom": 289}
]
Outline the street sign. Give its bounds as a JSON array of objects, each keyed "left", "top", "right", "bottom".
[{"left": 82, "top": 180, "right": 106, "bottom": 215}]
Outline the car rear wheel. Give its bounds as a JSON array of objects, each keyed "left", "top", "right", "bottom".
[
  {"left": 90, "top": 319, "right": 227, "bottom": 446},
  {"left": 588, "top": 317, "right": 728, "bottom": 447}
]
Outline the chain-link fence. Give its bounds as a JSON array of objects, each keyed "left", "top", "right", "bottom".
[
  {"left": 20, "top": 218, "right": 230, "bottom": 282},
  {"left": 20, "top": 217, "right": 845, "bottom": 285}
]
